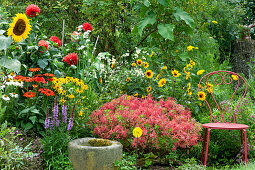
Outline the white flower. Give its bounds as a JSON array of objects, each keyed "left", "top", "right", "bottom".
[
  {"left": 9, "top": 93, "right": 18, "bottom": 98},
  {"left": 76, "top": 25, "right": 83, "bottom": 32},
  {"left": 2, "top": 94, "right": 10, "bottom": 101},
  {"left": 0, "top": 85, "right": 5, "bottom": 90}
]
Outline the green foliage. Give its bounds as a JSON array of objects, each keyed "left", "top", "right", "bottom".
[{"left": 114, "top": 152, "right": 137, "bottom": 170}]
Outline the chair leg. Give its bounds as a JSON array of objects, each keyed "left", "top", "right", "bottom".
[
  {"left": 243, "top": 129, "right": 248, "bottom": 165},
  {"left": 204, "top": 128, "right": 211, "bottom": 166},
  {"left": 201, "top": 128, "right": 208, "bottom": 164},
  {"left": 240, "top": 130, "right": 244, "bottom": 161}
]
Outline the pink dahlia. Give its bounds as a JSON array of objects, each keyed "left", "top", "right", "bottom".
[
  {"left": 82, "top": 23, "right": 92, "bottom": 32},
  {"left": 38, "top": 40, "right": 49, "bottom": 52},
  {"left": 50, "top": 36, "right": 61, "bottom": 47},
  {"left": 63, "top": 53, "right": 79, "bottom": 66},
  {"left": 26, "top": 4, "right": 40, "bottom": 17}
]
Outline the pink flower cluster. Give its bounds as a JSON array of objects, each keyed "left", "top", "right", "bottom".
[{"left": 89, "top": 95, "right": 202, "bottom": 154}]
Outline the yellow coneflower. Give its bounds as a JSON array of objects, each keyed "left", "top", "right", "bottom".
[
  {"left": 206, "top": 83, "right": 214, "bottom": 93},
  {"left": 137, "top": 59, "right": 143, "bottom": 66},
  {"left": 186, "top": 63, "right": 193, "bottom": 70},
  {"left": 187, "top": 89, "right": 192, "bottom": 96},
  {"left": 186, "top": 72, "right": 190, "bottom": 80},
  {"left": 126, "top": 77, "right": 130, "bottom": 82},
  {"left": 7, "top": 13, "right": 32, "bottom": 42},
  {"left": 156, "top": 74, "right": 161, "bottom": 80},
  {"left": 158, "top": 78, "right": 166, "bottom": 87},
  {"left": 172, "top": 69, "right": 181, "bottom": 77},
  {"left": 144, "top": 62, "right": 149, "bottom": 68},
  {"left": 232, "top": 75, "right": 238, "bottom": 80},
  {"left": 147, "top": 86, "right": 152, "bottom": 93},
  {"left": 131, "top": 63, "right": 136, "bottom": 67},
  {"left": 198, "top": 91, "right": 206, "bottom": 101},
  {"left": 68, "top": 94, "right": 75, "bottom": 99},
  {"left": 197, "top": 70, "right": 205, "bottom": 75},
  {"left": 190, "top": 60, "right": 195, "bottom": 66},
  {"left": 145, "top": 70, "right": 153, "bottom": 78}
]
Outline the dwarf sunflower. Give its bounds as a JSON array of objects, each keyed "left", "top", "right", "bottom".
[
  {"left": 172, "top": 70, "right": 181, "bottom": 77},
  {"left": 197, "top": 91, "right": 206, "bottom": 101},
  {"left": 147, "top": 86, "right": 152, "bottom": 93},
  {"left": 7, "top": 13, "right": 31, "bottom": 42},
  {"left": 158, "top": 78, "right": 166, "bottom": 87},
  {"left": 144, "top": 62, "right": 149, "bottom": 68},
  {"left": 137, "top": 59, "right": 143, "bottom": 66},
  {"left": 145, "top": 70, "right": 153, "bottom": 78}
]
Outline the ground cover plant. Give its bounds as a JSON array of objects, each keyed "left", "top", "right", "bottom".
[{"left": 0, "top": 0, "right": 255, "bottom": 169}]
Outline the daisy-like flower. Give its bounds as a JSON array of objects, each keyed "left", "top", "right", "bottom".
[
  {"left": 162, "top": 66, "right": 167, "bottom": 70},
  {"left": 187, "top": 45, "right": 195, "bottom": 51},
  {"left": 190, "top": 60, "right": 195, "bottom": 66},
  {"left": 23, "top": 91, "right": 35, "bottom": 98},
  {"left": 144, "top": 62, "right": 149, "bottom": 68},
  {"left": 34, "top": 76, "right": 47, "bottom": 84},
  {"left": 68, "top": 94, "right": 75, "bottom": 99},
  {"left": 232, "top": 75, "right": 238, "bottom": 80},
  {"left": 26, "top": 4, "right": 40, "bottom": 17},
  {"left": 198, "top": 91, "right": 206, "bottom": 101},
  {"left": 187, "top": 89, "right": 192, "bottom": 95},
  {"left": 29, "top": 68, "right": 40, "bottom": 72},
  {"left": 186, "top": 72, "right": 190, "bottom": 80},
  {"left": 156, "top": 74, "right": 161, "bottom": 80},
  {"left": 126, "top": 77, "right": 130, "bottom": 82},
  {"left": 197, "top": 70, "right": 205, "bottom": 75},
  {"left": 158, "top": 78, "right": 166, "bottom": 87},
  {"left": 82, "top": 22, "right": 92, "bottom": 32},
  {"left": 145, "top": 70, "right": 153, "bottom": 78},
  {"left": 131, "top": 63, "right": 136, "bottom": 67},
  {"left": 7, "top": 13, "right": 32, "bottom": 42},
  {"left": 172, "top": 69, "right": 181, "bottom": 77},
  {"left": 38, "top": 40, "right": 49, "bottom": 52},
  {"left": 9, "top": 93, "right": 18, "bottom": 98},
  {"left": 186, "top": 63, "right": 193, "bottom": 70},
  {"left": 63, "top": 53, "right": 79, "bottom": 66},
  {"left": 2, "top": 94, "right": 10, "bottom": 101},
  {"left": 206, "top": 83, "right": 214, "bottom": 93},
  {"left": 50, "top": 36, "right": 61, "bottom": 47},
  {"left": 137, "top": 59, "right": 143, "bottom": 66},
  {"left": 147, "top": 86, "right": 152, "bottom": 93}
]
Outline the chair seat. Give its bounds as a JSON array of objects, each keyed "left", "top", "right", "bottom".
[{"left": 202, "top": 123, "right": 249, "bottom": 130}]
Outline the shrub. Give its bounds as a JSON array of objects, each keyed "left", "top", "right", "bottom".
[{"left": 89, "top": 95, "right": 201, "bottom": 155}]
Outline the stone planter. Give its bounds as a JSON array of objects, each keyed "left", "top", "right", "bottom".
[{"left": 68, "top": 137, "right": 123, "bottom": 170}]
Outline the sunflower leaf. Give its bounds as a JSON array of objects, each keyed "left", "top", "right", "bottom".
[
  {"left": 0, "top": 36, "right": 12, "bottom": 51},
  {"left": 0, "top": 57, "right": 21, "bottom": 73}
]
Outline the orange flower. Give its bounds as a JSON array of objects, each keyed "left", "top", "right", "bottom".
[
  {"left": 43, "top": 73, "right": 55, "bottom": 77},
  {"left": 39, "top": 88, "right": 55, "bottom": 96},
  {"left": 23, "top": 91, "right": 35, "bottom": 98},
  {"left": 23, "top": 77, "right": 33, "bottom": 82},
  {"left": 34, "top": 76, "right": 47, "bottom": 84},
  {"left": 29, "top": 68, "right": 40, "bottom": 72},
  {"left": 32, "top": 84, "right": 38, "bottom": 88}
]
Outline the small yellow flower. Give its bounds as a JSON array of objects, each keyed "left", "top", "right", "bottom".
[
  {"left": 144, "top": 62, "right": 149, "bottom": 68},
  {"left": 149, "top": 51, "right": 155, "bottom": 57},
  {"left": 133, "top": 127, "right": 143, "bottom": 138},
  {"left": 190, "top": 60, "right": 195, "bottom": 66},
  {"left": 137, "top": 59, "right": 143, "bottom": 66},
  {"left": 79, "top": 111, "right": 83, "bottom": 116},
  {"left": 183, "top": 67, "right": 187, "bottom": 74},
  {"left": 188, "top": 82, "right": 191, "bottom": 89},
  {"left": 212, "top": 20, "right": 218, "bottom": 24},
  {"left": 10, "top": 72, "right": 15, "bottom": 76},
  {"left": 176, "top": 50, "right": 179, "bottom": 53},
  {"left": 186, "top": 63, "right": 193, "bottom": 70},
  {"left": 126, "top": 77, "right": 130, "bottom": 82},
  {"left": 197, "top": 70, "right": 205, "bottom": 75},
  {"left": 134, "top": 93, "right": 138, "bottom": 97},
  {"left": 194, "top": 47, "right": 199, "bottom": 49},
  {"left": 156, "top": 74, "right": 161, "bottom": 80},
  {"left": 131, "top": 63, "right": 136, "bottom": 67},
  {"left": 186, "top": 72, "right": 190, "bottom": 80},
  {"left": 206, "top": 83, "right": 214, "bottom": 93},
  {"left": 158, "top": 78, "right": 166, "bottom": 87},
  {"left": 60, "top": 97, "right": 65, "bottom": 103},
  {"left": 68, "top": 94, "right": 75, "bottom": 99},
  {"left": 172, "top": 70, "right": 181, "bottom": 77},
  {"left": 111, "top": 63, "right": 114, "bottom": 69},
  {"left": 187, "top": 89, "right": 192, "bottom": 96},
  {"left": 145, "top": 70, "right": 153, "bottom": 78},
  {"left": 147, "top": 86, "right": 152, "bottom": 93},
  {"left": 232, "top": 75, "right": 238, "bottom": 80},
  {"left": 198, "top": 91, "right": 206, "bottom": 101},
  {"left": 199, "top": 103, "right": 202, "bottom": 107},
  {"left": 162, "top": 66, "right": 167, "bottom": 70},
  {"left": 187, "top": 45, "right": 195, "bottom": 51}
]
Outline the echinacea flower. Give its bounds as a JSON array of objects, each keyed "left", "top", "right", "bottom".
[
  {"left": 198, "top": 91, "right": 206, "bottom": 101},
  {"left": 172, "top": 70, "right": 181, "bottom": 77},
  {"left": 63, "top": 53, "right": 79, "bottom": 66},
  {"left": 9, "top": 93, "right": 18, "bottom": 98},
  {"left": 137, "top": 59, "right": 143, "bottom": 66},
  {"left": 145, "top": 70, "right": 153, "bottom": 78},
  {"left": 158, "top": 78, "right": 166, "bottom": 87},
  {"left": 23, "top": 91, "right": 35, "bottom": 98},
  {"left": 38, "top": 40, "right": 49, "bottom": 52},
  {"left": 50, "top": 36, "right": 61, "bottom": 47},
  {"left": 7, "top": 13, "right": 31, "bottom": 42},
  {"left": 2, "top": 94, "right": 10, "bottom": 101},
  {"left": 82, "top": 22, "right": 92, "bottom": 32},
  {"left": 25, "top": 4, "right": 40, "bottom": 17},
  {"left": 197, "top": 70, "right": 205, "bottom": 75}
]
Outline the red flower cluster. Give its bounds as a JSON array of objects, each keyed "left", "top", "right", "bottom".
[
  {"left": 29, "top": 68, "right": 40, "bottom": 72},
  {"left": 23, "top": 91, "right": 35, "bottom": 98},
  {"left": 26, "top": 4, "right": 40, "bottom": 17},
  {"left": 50, "top": 36, "right": 61, "bottom": 47},
  {"left": 62, "top": 53, "right": 79, "bottom": 66},
  {"left": 39, "top": 88, "right": 55, "bottom": 96},
  {"left": 82, "top": 23, "right": 92, "bottom": 32},
  {"left": 34, "top": 76, "right": 47, "bottom": 84},
  {"left": 89, "top": 95, "right": 201, "bottom": 155},
  {"left": 38, "top": 40, "right": 49, "bottom": 53}
]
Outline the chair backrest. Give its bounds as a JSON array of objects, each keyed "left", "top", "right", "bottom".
[{"left": 198, "top": 71, "right": 247, "bottom": 123}]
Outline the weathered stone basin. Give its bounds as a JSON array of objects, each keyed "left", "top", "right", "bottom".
[{"left": 68, "top": 137, "right": 123, "bottom": 170}]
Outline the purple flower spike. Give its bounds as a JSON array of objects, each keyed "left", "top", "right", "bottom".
[
  {"left": 62, "top": 102, "right": 67, "bottom": 123},
  {"left": 45, "top": 107, "right": 50, "bottom": 129},
  {"left": 67, "top": 104, "right": 75, "bottom": 131}
]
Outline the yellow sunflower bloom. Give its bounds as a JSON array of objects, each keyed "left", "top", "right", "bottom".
[
  {"left": 198, "top": 91, "right": 206, "bottom": 101},
  {"left": 147, "top": 86, "right": 152, "bottom": 93},
  {"left": 158, "top": 78, "right": 166, "bottom": 87},
  {"left": 144, "top": 62, "right": 149, "bottom": 68},
  {"left": 172, "top": 69, "right": 181, "bottom": 77},
  {"left": 145, "top": 70, "right": 153, "bottom": 78},
  {"left": 197, "top": 70, "right": 205, "bottom": 75},
  {"left": 186, "top": 63, "right": 193, "bottom": 70},
  {"left": 137, "top": 59, "right": 143, "bottom": 66},
  {"left": 7, "top": 13, "right": 32, "bottom": 42},
  {"left": 206, "top": 83, "right": 214, "bottom": 93}
]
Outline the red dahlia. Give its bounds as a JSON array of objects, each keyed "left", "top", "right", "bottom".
[
  {"left": 62, "top": 53, "right": 79, "bottom": 66},
  {"left": 38, "top": 40, "right": 49, "bottom": 51},
  {"left": 26, "top": 4, "right": 40, "bottom": 17},
  {"left": 50, "top": 36, "right": 61, "bottom": 47},
  {"left": 82, "top": 23, "right": 92, "bottom": 32}
]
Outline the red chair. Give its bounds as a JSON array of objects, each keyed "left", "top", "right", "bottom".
[{"left": 198, "top": 71, "right": 248, "bottom": 166}]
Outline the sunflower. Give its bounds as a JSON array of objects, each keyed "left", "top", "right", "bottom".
[
  {"left": 147, "top": 86, "right": 152, "bottom": 93},
  {"left": 172, "top": 69, "right": 181, "bottom": 77},
  {"left": 144, "top": 62, "right": 149, "bottom": 68},
  {"left": 7, "top": 13, "right": 31, "bottom": 42},
  {"left": 145, "top": 70, "right": 153, "bottom": 78},
  {"left": 197, "top": 91, "right": 206, "bottom": 101},
  {"left": 137, "top": 59, "right": 143, "bottom": 66},
  {"left": 158, "top": 78, "right": 166, "bottom": 87}
]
